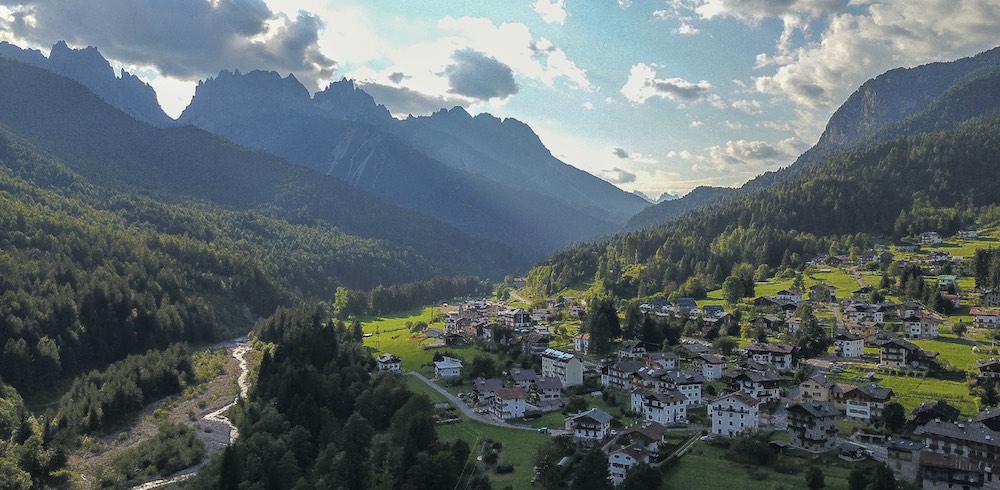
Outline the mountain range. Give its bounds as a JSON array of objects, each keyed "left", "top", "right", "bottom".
[{"left": 0, "top": 41, "right": 648, "bottom": 258}]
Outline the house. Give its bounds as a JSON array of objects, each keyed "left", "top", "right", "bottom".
[
  {"left": 942, "top": 294, "right": 961, "bottom": 310},
  {"left": 847, "top": 320, "right": 883, "bottom": 338},
  {"left": 975, "top": 359, "right": 1000, "bottom": 379},
  {"left": 909, "top": 400, "right": 961, "bottom": 428},
  {"left": 646, "top": 351, "right": 677, "bottom": 370},
  {"left": 710, "top": 392, "right": 760, "bottom": 437},
  {"left": 508, "top": 368, "right": 537, "bottom": 390},
  {"left": 879, "top": 338, "right": 937, "bottom": 369},
  {"left": 491, "top": 387, "right": 526, "bottom": 420},
  {"left": 565, "top": 408, "right": 613, "bottom": 446},
  {"left": 663, "top": 370, "right": 706, "bottom": 406},
  {"left": 786, "top": 401, "right": 839, "bottom": 452},
  {"left": 937, "top": 274, "right": 958, "bottom": 290},
  {"left": 886, "top": 438, "right": 924, "bottom": 485},
  {"left": 833, "top": 331, "right": 865, "bottom": 358},
  {"left": 541, "top": 348, "right": 584, "bottom": 386},
  {"left": 972, "top": 308, "right": 1000, "bottom": 329},
  {"left": 472, "top": 378, "right": 503, "bottom": 402},
  {"left": 675, "top": 297, "right": 698, "bottom": 315},
  {"left": 608, "top": 443, "right": 651, "bottom": 486},
  {"left": 809, "top": 284, "right": 837, "bottom": 303},
  {"left": 694, "top": 353, "right": 726, "bottom": 380},
  {"left": 602, "top": 360, "right": 645, "bottom": 391},
  {"left": 919, "top": 452, "right": 997, "bottom": 489},
  {"left": 744, "top": 342, "right": 795, "bottom": 371},
  {"left": 920, "top": 231, "right": 943, "bottom": 245},
  {"left": 982, "top": 290, "right": 1000, "bottom": 308},
  {"left": 775, "top": 289, "right": 803, "bottom": 303},
  {"left": 574, "top": 333, "right": 591, "bottom": 354},
  {"left": 976, "top": 408, "right": 1000, "bottom": 432},
  {"left": 958, "top": 229, "right": 980, "bottom": 239},
  {"left": 724, "top": 368, "right": 782, "bottom": 403},
  {"left": 617, "top": 422, "right": 668, "bottom": 452},
  {"left": 618, "top": 340, "right": 647, "bottom": 360},
  {"left": 916, "top": 420, "right": 1000, "bottom": 484},
  {"left": 841, "top": 384, "right": 893, "bottom": 422},
  {"left": 702, "top": 304, "right": 725, "bottom": 319},
  {"left": 520, "top": 332, "right": 551, "bottom": 354},
  {"left": 751, "top": 316, "right": 781, "bottom": 334},
  {"left": 797, "top": 373, "right": 838, "bottom": 404},
  {"left": 786, "top": 317, "right": 802, "bottom": 335},
  {"left": 902, "top": 314, "right": 940, "bottom": 339},
  {"left": 530, "top": 376, "right": 564, "bottom": 405},
  {"left": 376, "top": 353, "right": 402, "bottom": 372},
  {"left": 630, "top": 389, "right": 687, "bottom": 425},
  {"left": 433, "top": 356, "right": 463, "bottom": 379}
]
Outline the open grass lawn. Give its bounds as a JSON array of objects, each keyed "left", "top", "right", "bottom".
[
  {"left": 830, "top": 368, "right": 975, "bottom": 415},
  {"left": 912, "top": 335, "right": 993, "bottom": 372},
  {"left": 921, "top": 236, "right": 1000, "bottom": 258},
  {"left": 436, "top": 413, "right": 550, "bottom": 488},
  {"left": 662, "top": 441, "right": 857, "bottom": 489}
]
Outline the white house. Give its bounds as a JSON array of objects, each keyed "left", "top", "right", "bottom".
[
  {"left": 491, "top": 387, "right": 526, "bottom": 420},
  {"left": 376, "top": 353, "right": 401, "bottom": 372},
  {"left": 710, "top": 392, "right": 760, "bottom": 437},
  {"left": 565, "top": 408, "right": 613, "bottom": 446},
  {"left": 775, "top": 289, "right": 803, "bottom": 303},
  {"left": 833, "top": 332, "right": 865, "bottom": 358},
  {"left": 972, "top": 308, "right": 1000, "bottom": 329},
  {"left": 841, "top": 384, "right": 893, "bottom": 423},
  {"left": 744, "top": 343, "right": 795, "bottom": 371},
  {"left": 646, "top": 351, "right": 677, "bottom": 370},
  {"left": 618, "top": 340, "right": 647, "bottom": 360},
  {"left": 695, "top": 353, "right": 725, "bottom": 381},
  {"left": 433, "top": 356, "right": 463, "bottom": 379},
  {"left": 630, "top": 389, "right": 687, "bottom": 425},
  {"left": 663, "top": 371, "right": 705, "bottom": 406},
  {"left": 541, "top": 348, "right": 584, "bottom": 386},
  {"left": 903, "top": 314, "right": 940, "bottom": 339},
  {"left": 608, "top": 443, "right": 651, "bottom": 486},
  {"left": 920, "top": 231, "right": 943, "bottom": 245}
]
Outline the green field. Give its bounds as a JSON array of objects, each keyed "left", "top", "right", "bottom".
[
  {"left": 830, "top": 368, "right": 976, "bottom": 415},
  {"left": 912, "top": 336, "right": 994, "bottom": 371},
  {"left": 662, "top": 441, "right": 856, "bottom": 489},
  {"left": 403, "top": 376, "right": 548, "bottom": 488}
]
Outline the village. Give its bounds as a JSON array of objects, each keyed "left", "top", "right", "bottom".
[{"left": 364, "top": 228, "right": 1000, "bottom": 489}]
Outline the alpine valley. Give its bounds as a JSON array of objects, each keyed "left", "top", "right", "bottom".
[{"left": 2, "top": 35, "right": 1000, "bottom": 490}]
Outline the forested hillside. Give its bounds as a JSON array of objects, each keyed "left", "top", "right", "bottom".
[
  {"left": 187, "top": 306, "right": 491, "bottom": 489},
  {"left": 530, "top": 113, "right": 1000, "bottom": 299}
]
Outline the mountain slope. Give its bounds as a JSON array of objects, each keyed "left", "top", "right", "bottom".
[
  {"left": 0, "top": 56, "right": 522, "bottom": 279},
  {"left": 627, "top": 46, "right": 1000, "bottom": 231},
  {"left": 395, "top": 106, "right": 648, "bottom": 221},
  {"left": 0, "top": 41, "right": 173, "bottom": 127},
  {"left": 625, "top": 186, "right": 734, "bottom": 230},
  {"left": 178, "top": 71, "right": 623, "bottom": 256}
]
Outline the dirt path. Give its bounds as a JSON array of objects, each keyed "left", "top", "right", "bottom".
[{"left": 128, "top": 342, "right": 251, "bottom": 490}]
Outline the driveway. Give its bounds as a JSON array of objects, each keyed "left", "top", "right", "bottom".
[{"left": 406, "top": 371, "right": 538, "bottom": 431}]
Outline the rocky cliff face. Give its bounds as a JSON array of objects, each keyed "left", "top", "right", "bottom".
[{"left": 817, "top": 47, "right": 1000, "bottom": 148}]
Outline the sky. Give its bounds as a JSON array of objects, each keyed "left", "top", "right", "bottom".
[{"left": 2, "top": 1, "right": 1000, "bottom": 199}]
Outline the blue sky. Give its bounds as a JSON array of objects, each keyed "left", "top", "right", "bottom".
[{"left": 3, "top": 0, "right": 1000, "bottom": 198}]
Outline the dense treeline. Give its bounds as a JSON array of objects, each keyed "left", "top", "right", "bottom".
[
  {"left": 332, "top": 276, "right": 491, "bottom": 318},
  {"left": 974, "top": 249, "right": 1000, "bottom": 290},
  {"left": 530, "top": 114, "right": 1000, "bottom": 298},
  {"left": 0, "top": 384, "right": 64, "bottom": 489},
  {"left": 53, "top": 344, "right": 194, "bottom": 437},
  {"left": 188, "top": 305, "right": 489, "bottom": 489},
  {"left": 0, "top": 134, "right": 487, "bottom": 391}
]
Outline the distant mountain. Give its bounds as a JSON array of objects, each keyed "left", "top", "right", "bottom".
[
  {"left": 394, "top": 106, "right": 648, "bottom": 222},
  {"left": 625, "top": 186, "right": 735, "bottom": 230},
  {"left": 0, "top": 41, "right": 173, "bottom": 127},
  {"left": 0, "top": 56, "right": 522, "bottom": 280},
  {"left": 178, "top": 70, "right": 631, "bottom": 256},
  {"left": 625, "top": 46, "right": 1000, "bottom": 232},
  {"left": 657, "top": 192, "right": 681, "bottom": 202}
]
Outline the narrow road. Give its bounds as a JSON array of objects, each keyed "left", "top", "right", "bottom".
[
  {"left": 131, "top": 341, "right": 251, "bottom": 490},
  {"left": 405, "top": 371, "right": 537, "bottom": 431}
]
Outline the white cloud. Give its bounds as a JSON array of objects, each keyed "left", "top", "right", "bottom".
[
  {"left": 533, "top": 0, "right": 567, "bottom": 25},
  {"left": 689, "top": 120, "right": 705, "bottom": 127},
  {"left": 674, "top": 22, "right": 701, "bottom": 35},
  {"left": 582, "top": 100, "right": 594, "bottom": 109},
  {"left": 618, "top": 0, "right": 633, "bottom": 9},
  {"left": 703, "top": 139, "right": 793, "bottom": 170},
  {"left": 620, "top": 63, "right": 717, "bottom": 105},
  {"left": 731, "top": 99, "right": 763, "bottom": 114},
  {"left": 753, "top": 1, "right": 1000, "bottom": 111},
  {"left": 610, "top": 146, "right": 659, "bottom": 164},
  {"left": 599, "top": 167, "right": 638, "bottom": 184}
]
